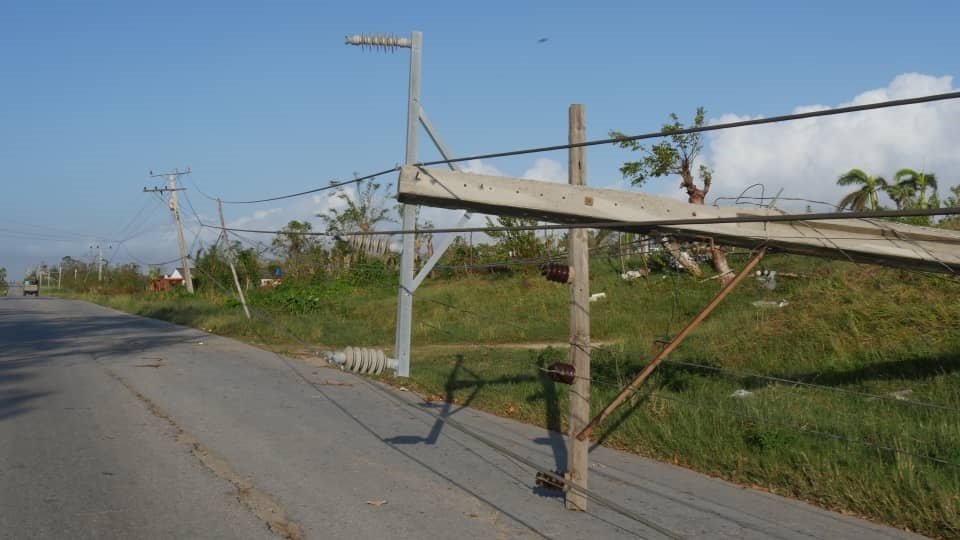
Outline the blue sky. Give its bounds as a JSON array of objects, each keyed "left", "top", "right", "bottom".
[{"left": 2, "top": 1, "right": 959, "bottom": 279}]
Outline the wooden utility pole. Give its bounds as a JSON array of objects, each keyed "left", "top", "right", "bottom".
[
  {"left": 217, "top": 199, "right": 251, "bottom": 319},
  {"left": 146, "top": 169, "right": 194, "bottom": 293},
  {"left": 566, "top": 104, "right": 590, "bottom": 511}
]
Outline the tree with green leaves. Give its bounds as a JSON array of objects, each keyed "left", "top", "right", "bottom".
[
  {"left": 485, "top": 215, "right": 550, "bottom": 266},
  {"left": 893, "top": 169, "right": 938, "bottom": 209},
  {"left": 0, "top": 267, "right": 6, "bottom": 289},
  {"left": 317, "top": 177, "right": 395, "bottom": 275},
  {"left": 945, "top": 184, "right": 960, "bottom": 208},
  {"left": 884, "top": 182, "right": 915, "bottom": 210},
  {"left": 612, "top": 107, "right": 732, "bottom": 283},
  {"left": 836, "top": 169, "right": 888, "bottom": 211},
  {"left": 271, "top": 220, "right": 324, "bottom": 281},
  {"left": 317, "top": 177, "right": 394, "bottom": 234},
  {"left": 611, "top": 106, "right": 713, "bottom": 204}
]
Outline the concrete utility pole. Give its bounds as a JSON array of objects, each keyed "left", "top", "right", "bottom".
[
  {"left": 565, "top": 104, "right": 590, "bottom": 511},
  {"left": 218, "top": 199, "right": 251, "bottom": 319},
  {"left": 346, "top": 31, "right": 421, "bottom": 377},
  {"left": 97, "top": 245, "right": 103, "bottom": 282},
  {"left": 145, "top": 168, "right": 194, "bottom": 293}
]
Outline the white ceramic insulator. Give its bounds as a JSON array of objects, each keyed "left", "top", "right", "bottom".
[{"left": 332, "top": 347, "right": 392, "bottom": 375}]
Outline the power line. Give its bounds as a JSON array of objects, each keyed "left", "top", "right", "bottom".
[
  {"left": 0, "top": 218, "right": 112, "bottom": 243},
  {"left": 117, "top": 243, "right": 183, "bottom": 268},
  {"left": 183, "top": 262, "right": 677, "bottom": 537},
  {"left": 180, "top": 189, "right": 205, "bottom": 226},
  {"left": 115, "top": 196, "right": 161, "bottom": 239},
  {"left": 648, "top": 391, "right": 960, "bottom": 468},
  {"left": 185, "top": 174, "right": 221, "bottom": 202},
  {"left": 218, "top": 167, "right": 401, "bottom": 205},
  {"left": 661, "top": 359, "right": 960, "bottom": 414},
  {"left": 415, "top": 90, "right": 960, "bottom": 168},
  {"left": 207, "top": 91, "right": 960, "bottom": 209},
  {"left": 117, "top": 199, "right": 169, "bottom": 243}
]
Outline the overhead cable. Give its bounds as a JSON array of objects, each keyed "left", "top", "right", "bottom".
[
  {"left": 218, "top": 166, "right": 401, "bottom": 205},
  {"left": 415, "top": 90, "right": 960, "bottom": 167},
  {"left": 207, "top": 90, "right": 960, "bottom": 208}
]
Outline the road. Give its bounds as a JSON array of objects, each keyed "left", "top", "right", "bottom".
[{"left": 0, "top": 296, "right": 926, "bottom": 539}]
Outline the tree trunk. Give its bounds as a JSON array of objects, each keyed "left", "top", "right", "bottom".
[
  {"left": 665, "top": 240, "right": 702, "bottom": 277},
  {"left": 711, "top": 245, "right": 734, "bottom": 287},
  {"left": 681, "top": 166, "right": 729, "bottom": 284}
]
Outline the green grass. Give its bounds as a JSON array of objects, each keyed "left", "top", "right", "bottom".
[{"left": 63, "top": 254, "right": 960, "bottom": 537}]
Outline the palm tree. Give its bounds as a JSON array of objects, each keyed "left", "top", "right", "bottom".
[
  {"left": 318, "top": 178, "right": 395, "bottom": 234},
  {"left": 884, "top": 183, "right": 915, "bottom": 210},
  {"left": 836, "top": 169, "right": 887, "bottom": 211},
  {"left": 893, "top": 169, "right": 938, "bottom": 209}
]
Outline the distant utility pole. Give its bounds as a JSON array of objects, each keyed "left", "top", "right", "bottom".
[
  {"left": 145, "top": 168, "right": 194, "bottom": 293},
  {"left": 89, "top": 245, "right": 108, "bottom": 282}
]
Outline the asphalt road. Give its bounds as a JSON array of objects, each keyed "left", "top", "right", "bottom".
[{"left": 0, "top": 296, "right": 927, "bottom": 539}]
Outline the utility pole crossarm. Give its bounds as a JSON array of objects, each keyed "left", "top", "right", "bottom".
[{"left": 397, "top": 166, "right": 960, "bottom": 274}]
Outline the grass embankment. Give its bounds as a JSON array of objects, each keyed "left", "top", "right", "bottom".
[{"left": 68, "top": 254, "right": 960, "bottom": 537}]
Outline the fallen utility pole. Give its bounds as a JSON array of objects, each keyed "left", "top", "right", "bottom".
[
  {"left": 217, "top": 199, "right": 251, "bottom": 319},
  {"left": 397, "top": 166, "right": 960, "bottom": 274},
  {"left": 575, "top": 246, "right": 767, "bottom": 442}
]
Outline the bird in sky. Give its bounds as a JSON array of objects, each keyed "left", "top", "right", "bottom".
[{"left": 537, "top": 37, "right": 549, "bottom": 43}]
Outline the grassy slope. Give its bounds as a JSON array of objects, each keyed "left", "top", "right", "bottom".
[{"left": 70, "top": 253, "right": 960, "bottom": 537}]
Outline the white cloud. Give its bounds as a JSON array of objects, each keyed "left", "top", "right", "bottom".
[
  {"left": 522, "top": 158, "right": 566, "bottom": 183},
  {"left": 461, "top": 159, "right": 506, "bottom": 176},
  {"left": 705, "top": 73, "right": 960, "bottom": 211}
]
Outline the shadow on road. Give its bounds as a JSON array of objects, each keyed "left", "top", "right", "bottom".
[{"left": 0, "top": 297, "right": 205, "bottom": 421}]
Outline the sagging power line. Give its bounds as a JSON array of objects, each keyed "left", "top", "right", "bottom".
[{"left": 199, "top": 90, "right": 960, "bottom": 209}]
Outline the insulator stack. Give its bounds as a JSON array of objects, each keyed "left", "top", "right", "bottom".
[
  {"left": 344, "top": 234, "right": 392, "bottom": 256},
  {"left": 545, "top": 362, "right": 576, "bottom": 385},
  {"left": 327, "top": 347, "right": 398, "bottom": 375},
  {"left": 535, "top": 470, "right": 566, "bottom": 492},
  {"left": 541, "top": 263, "right": 574, "bottom": 284},
  {"left": 344, "top": 34, "right": 412, "bottom": 50}
]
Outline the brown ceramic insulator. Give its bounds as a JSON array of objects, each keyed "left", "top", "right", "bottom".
[
  {"left": 540, "top": 263, "right": 573, "bottom": 284},
  {"left": 546, "top": 362, "right": 576, "bottom": 385},
  {"left": 535, "top": 470, "right": 566, "bottom": 492}
]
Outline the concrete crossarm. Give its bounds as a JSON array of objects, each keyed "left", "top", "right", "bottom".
[{"left": 398, "top": 166, "right": 960, "bottom": 274}]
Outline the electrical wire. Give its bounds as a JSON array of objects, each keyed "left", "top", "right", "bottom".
[
  {"left": 180, "top": 189, "right": 205, "bottom": 227},
  {"left": 117, "top": 242, "right": 183, "bottom": 268},
  {"left": 117, "top": 200, "right": 168, "bottom": 243},
  {"left": 133, "top": 229, "right": 960, "bottom": 534},
  {"left": 197, "top": 90, "right": 960, "bottom": 210},
  {"left": 414, "top": 90, "right": 960, "bottom": 168},
  {"left": 218, "top": 166, "right": 401, "bottom": 205},
  {"left": 185, "top": 174, "right": 221, "bottom": 202},
  {"left": 115, "top": 196, "right": 160, "bottom": 239},
  {"left": 661, "top": 359, "right": 960, "bottom": 414},
  {"left": 711, "top": 196, "right": 841, "bottom": 211},
  {"left": 648, "top": 391, "right": 960, "bottom": 468},
  {"left": 184, "top": 263, "right": 680, "bottom": 538}
]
